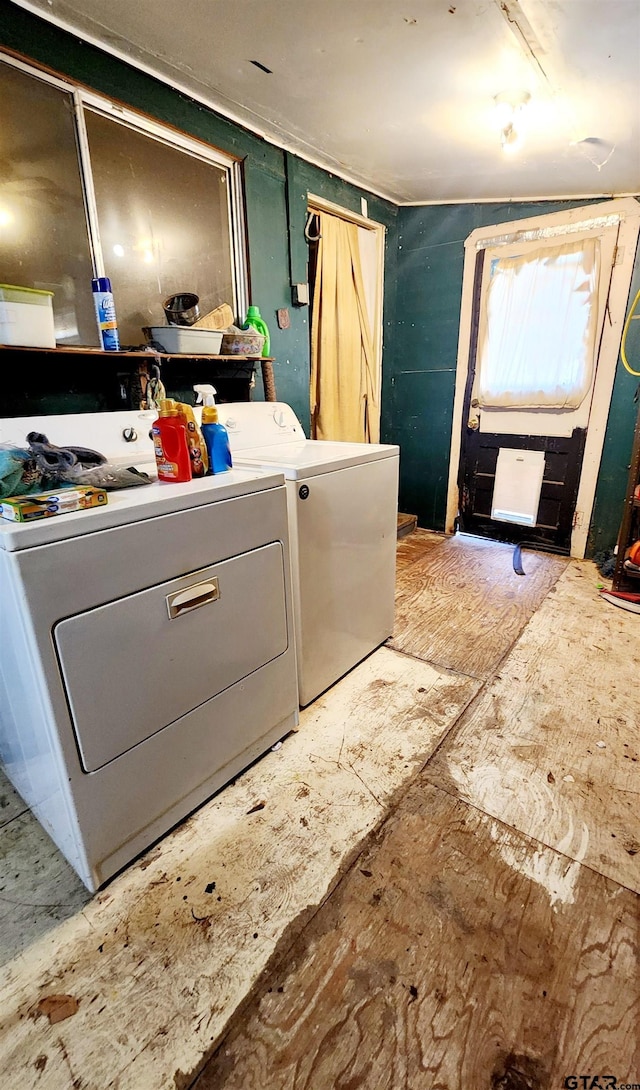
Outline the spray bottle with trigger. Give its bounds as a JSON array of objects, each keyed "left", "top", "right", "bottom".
[{"left": 194, "top": 385, "right": 233, "bottom": 474}]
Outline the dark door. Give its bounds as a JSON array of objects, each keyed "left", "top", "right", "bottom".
[
  {"left": 459, "top": 426, "right": 586, "bottom": 550},
  {"left": 456, "top": 228, "right": 615, "bottom": 552}
]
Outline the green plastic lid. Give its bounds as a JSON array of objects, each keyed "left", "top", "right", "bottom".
[{"left": 0, "top": 284, "right": 54, "bottom": 309}]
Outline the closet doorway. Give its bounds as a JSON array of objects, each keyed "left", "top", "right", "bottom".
[{"left": 306, "top": 195, "right": 385, "bottom": 443}]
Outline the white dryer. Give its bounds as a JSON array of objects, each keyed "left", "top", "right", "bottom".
[
  {"left": 216, "top": 403, "right": 399, "bottom": 706},
  {"left": 0, "top": 410, "right": 298, "bottom": 891}
]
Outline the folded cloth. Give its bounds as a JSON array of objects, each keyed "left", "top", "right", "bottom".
[
  {"left": 65, "top": 464, "right": 152, "bottom": 490},
  {"left": 26, "top": 432, "right": 106, "bottom": 486},
  {"left": 1, "top": 434, "right": 109, "bottom": 500},
  {"left": 0, "top": 446, "right": 41, "bottom": 499}
]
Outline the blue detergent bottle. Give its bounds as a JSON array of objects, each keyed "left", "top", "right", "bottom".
[{"left": 194, "top": 384, "right": 233, "bottom": 473}]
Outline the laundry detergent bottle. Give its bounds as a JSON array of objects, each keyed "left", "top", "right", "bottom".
[
  {"left": 242, "top": 305, "right": 270, "bottom": 357},
  {"left": 152, "top": 399, "right": 192, "bottom": 483},
  {"left": 194, "top": 384, "right": 233, "bottom": 474},
  {"left": 175, "top": 400, "right": 208, "bottom": 477}
]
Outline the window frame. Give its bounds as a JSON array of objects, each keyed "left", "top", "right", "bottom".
[{"left": 0, "top": 50, "right": 249, "bottom": 328}]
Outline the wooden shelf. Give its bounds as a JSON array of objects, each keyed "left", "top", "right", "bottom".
[
  {"left": 0, "top": 343, "right": 278, "bottom": 411},
  {"left": 0, "top": 344, "right": 272, "bottom": 363}
]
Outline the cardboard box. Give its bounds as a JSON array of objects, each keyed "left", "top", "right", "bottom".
[{"left": 0, "top": 487, "right": 108, "bottom": 523}]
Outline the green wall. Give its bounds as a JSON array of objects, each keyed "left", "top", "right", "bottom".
[
  {"left": 390, "top": 200, "right": 640, "bottom": 552},
  {"left": 589, "top": 261, "right": 640, "bottom": 555},
  {"left": 2, "top": 3, "right": 638, "bottom": 554},
  {"left": 0, "top": 2, "right": 397, "bottom": 435}
]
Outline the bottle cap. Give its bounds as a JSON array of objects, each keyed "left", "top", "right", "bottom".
[
  {"left": 158, "top": 398, "right": 179, "bottom": 417},
  {"left": 91, "top": 277, "right": 112, "bottom": 292},
  {"left": 246, "top": 305, "right": 260, "bottom": 318}
]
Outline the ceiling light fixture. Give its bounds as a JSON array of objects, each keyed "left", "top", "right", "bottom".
[{"left": 494, "top": 89, "right": 530, "bottom": 154}]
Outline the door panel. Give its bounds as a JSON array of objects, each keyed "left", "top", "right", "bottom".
[
  {"left": 55, "top": 543, "right": 288, "bottom": 771},
  {"left": 460, "top": 429, "right": 586, "bottom": 549}
]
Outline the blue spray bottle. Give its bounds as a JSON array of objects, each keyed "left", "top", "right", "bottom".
[
  {"left": 194, "top": 385, "right": 233, "bottom": 473},
  {"left": 91, "top": 276, "right": 120, "bottom": 350}
]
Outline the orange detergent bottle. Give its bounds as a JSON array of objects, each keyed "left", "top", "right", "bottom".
[{"left": 152, "top": 399, "right": 192, "bottom": 483}]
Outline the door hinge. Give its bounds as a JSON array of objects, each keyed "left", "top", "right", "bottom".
[
  {"left": 572, "top": 509, "right": 583, "bottom": 529},
  {"left": 614, "top": 245, "right": 625, "bottom": 266}
]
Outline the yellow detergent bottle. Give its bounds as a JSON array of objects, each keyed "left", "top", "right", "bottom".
[{"left": 175, "top": 400, "right": 208, "bottom": 477}]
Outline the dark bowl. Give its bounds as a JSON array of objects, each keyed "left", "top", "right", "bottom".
[{"left": 163, "top": 292, "right": 200, "bottom": 326}]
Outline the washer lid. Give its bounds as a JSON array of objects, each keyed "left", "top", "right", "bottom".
[
  {"left": 233, "top": 439, "right": 399, "bottom": 480},
  {"left": 0, "top": 467, "right": 283, "bottom": 551}
]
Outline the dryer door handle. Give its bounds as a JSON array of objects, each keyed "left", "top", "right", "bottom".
[{"left": 166, "top": 578, "right": 220, "bottom": 619}]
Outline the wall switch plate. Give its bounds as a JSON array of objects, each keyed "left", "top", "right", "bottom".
[
  {"left": 292, "top": 283, "right": 309, "bottom": 307},
  {"left": 276, "top": 308, "right": 290, "bottom": 329}
]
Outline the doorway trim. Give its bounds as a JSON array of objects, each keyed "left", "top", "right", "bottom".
[{"left": 445, "top": 197, "right": 640, "bottom": 557}]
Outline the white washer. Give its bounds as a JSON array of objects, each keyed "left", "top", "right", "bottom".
[
  {"left": 216, "top": 403, "right": 399, "bottom": 706},
  {"left": 0, "top": 410, "right": 298, "bottom": 891}
]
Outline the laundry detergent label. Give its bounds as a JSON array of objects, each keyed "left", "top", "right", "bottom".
[{"left": 156, "top": 460, "right": 179, "bottom": 478}]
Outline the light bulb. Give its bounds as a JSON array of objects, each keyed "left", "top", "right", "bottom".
[
  {"left": 494, "top": 100, "right": 514, "bottom": 130},
  {"left": 494, "top": 90, "right": 530, "bottom": 153},
  {"left": 501, "top": 123, "right": 523, "bottom": 154}
]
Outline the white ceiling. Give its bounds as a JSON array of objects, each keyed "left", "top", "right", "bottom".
[{"left": 14, "top": 0, "right": 640, "bottom": 204}]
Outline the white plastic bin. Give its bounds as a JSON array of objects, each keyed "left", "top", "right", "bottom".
[
  {"left": 0, "top": 284, "right": 56, "bottom": 348},
  {"left": 146, "top": 326, "right": 223, "bottom": 354}
]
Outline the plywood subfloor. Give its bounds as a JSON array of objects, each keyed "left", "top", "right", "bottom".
[
  {"left": 0, "top": 772, "right": 28, "bottom": 828},
  {"left": 195, "top": 780, "right": 640, "bottom": 1090},
  {"left": 0, "top": 647, "right": 478, "bottom": 1090},
  {"left": 1, "top": 531, "right": 635, "bottom": 1090},
  {"left": 425, "top": 561, "right": 640, "bottom": 893},
  {"left": 395, "top": 527, "right": 445, "bottom": 573},
  {"left": 192, "top": 546, "right": 639, "bottom": 1090},
  {"left": 391, "top": 534, "right": 568, "bottom": 677}
]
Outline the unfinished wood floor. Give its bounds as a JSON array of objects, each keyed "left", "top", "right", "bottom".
[
  {"left": 197, "top": 783, "right": 639, "bottom": 1090},
  {"left": 193, "top": 536, "right": 639, "bottom": 1090},
  {"left": 1, "top": 532, "right": 637, "bottom": 1090},
  {"left": 390, "top": 531, "right": 568, "bottom": 677}
]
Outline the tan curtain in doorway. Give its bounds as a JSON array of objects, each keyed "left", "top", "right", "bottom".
[{"left": 310, "top": 211, "right": 380, "bottom": 442}]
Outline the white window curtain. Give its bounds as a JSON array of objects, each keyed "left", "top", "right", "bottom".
[{"left": 477, "top": 238, "right": 601, "bottom": 409}]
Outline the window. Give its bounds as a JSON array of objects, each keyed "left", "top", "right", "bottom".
[
  {"left": 84, "top": 110, "right": 236, "bottom": 345},
  {"left": 0, "top": 62, "right": 96, "bottom": 344},
  {"left": 0, "top": 54, "right": 246, "bottom": 348},
  {"left": 476, "top": 238, "right": 600, "bottom": 410}
]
